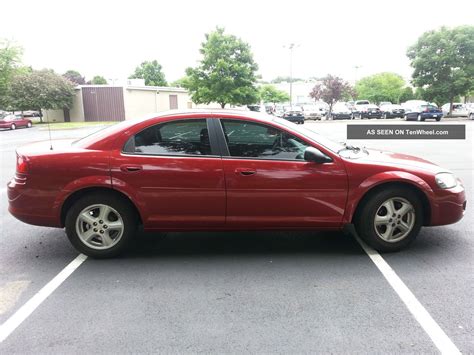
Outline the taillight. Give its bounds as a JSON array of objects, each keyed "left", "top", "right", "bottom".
[{"left": 17, "top": 155, "right": 29, "bottom": 174}]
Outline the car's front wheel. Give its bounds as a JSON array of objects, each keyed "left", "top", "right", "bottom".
[
  {"left": 27, "top": 122, "right": 32, "bottom": 128},
  {"left": 65, "top": 193, "right": 137, "bottom": 258},
  {"left": 355, "top": 188, "right": 423, "bottom": 252},
  {"left": 10, "top": 123, "right": 16, "bottom": 130}
]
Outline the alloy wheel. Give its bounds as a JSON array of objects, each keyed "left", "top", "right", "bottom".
[
  {"left": 373, "top": 197, "right": 415, "bottom": 243},
  {"left": 75, "top": 204, "right": 124, "bottom": 250}
]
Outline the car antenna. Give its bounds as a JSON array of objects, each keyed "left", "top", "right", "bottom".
[{"left": 46, "top": 115, "right": 53, "bottom": 150}]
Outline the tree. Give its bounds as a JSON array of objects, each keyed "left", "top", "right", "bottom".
[
  {"left": 309, "top": 75, "right": 354, "bottom": 115},
  {"left": 259, "top": 84, "right": 289, "bottom": 104},
  {"left": 271, "top": 76, "right": 303, "bottom": 84},
  {"left": 399, "top": 87, "right": 415, "bottom": 103},
  {"left": 184, "top": 27, "right": 259, "bottom": 108},
  {"left": 91, "top": 75, "right": 107, "bottom": 85},
  {"left": 407, "top": 26, "right": 474, "bottom": 113},
  {"left": 63, "top": 70, "right": 85, "bottom": 85},
  {"left": 129, "top": 60, "right": 167, "bottom": 86},
  {"left": 170, "top": 76, "right": 190, "bottom": 88},
  {"left": 0, "top": 39, "right": 23, "bottom": 107},
  {"left": 355, "top": 72, "right": 406, "bottom": 103},
  {"left": 6, "top": 69, "right": 76, "bottom": 122}
]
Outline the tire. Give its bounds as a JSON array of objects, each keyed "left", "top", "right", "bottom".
[
  {"left": 355, "top": 187, "right": 423, "bottom": 252},
  {"left": 65, "top": 193, "right": 138, "bottom": 258},
  {"left": 436, "top": 117, "right": 441, "bottom": 122},
  {"left": 417, "top": 114, "right": 424, "bottom": 122},
  {"left": 27, "top": 122, "right": 32, "bottom": 128},
  {"left": 383, "top": 113, "right": 388, "bottom": 119},
  {"left": 10, "top": 123, "right": 16, "bottom": 130}
]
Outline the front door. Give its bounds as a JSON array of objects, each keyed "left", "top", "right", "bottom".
[
  {"left": 111, "top": 118, "right": 225, "bottom": 229},
  {"left": 218, "top": 119, "right": 347, "bottom": 228}
]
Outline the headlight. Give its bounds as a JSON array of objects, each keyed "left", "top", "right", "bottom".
[{"left": 435, "top": 172, "right": 457, "bottom": 189}]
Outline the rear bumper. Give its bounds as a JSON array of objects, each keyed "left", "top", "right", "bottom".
[
  {"left": 7, "top": 178, "right": 62, "bottom": 227},
  {"left": 429, "top": 184, "right": 466, "bottom": 226},
  {"left": 361, "top": 112, "right": 382, "bottom": 118}
]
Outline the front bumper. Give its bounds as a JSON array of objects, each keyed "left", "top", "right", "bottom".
[{"left": 429, "top": 184, "right": 466, "bottom": 226}]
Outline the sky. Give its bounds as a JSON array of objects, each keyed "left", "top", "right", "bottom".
[{"left": 1, "top": 0, "right": 473, "bottom": 85}]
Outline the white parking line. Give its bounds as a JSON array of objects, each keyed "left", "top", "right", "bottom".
[
  {"left": 356, "top": 236, "right": 461, "bottom": 354},
  {"left": 0, "top": 254, "right": 87, "bottom": 343}
]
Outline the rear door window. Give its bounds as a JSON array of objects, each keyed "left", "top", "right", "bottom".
[{"left": 124, "top": 119, "right": 213, "bottom": 156}]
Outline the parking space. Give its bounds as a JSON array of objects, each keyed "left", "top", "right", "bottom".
[{"left": 0, "top": 120, "right": 472, "bottom": 353}]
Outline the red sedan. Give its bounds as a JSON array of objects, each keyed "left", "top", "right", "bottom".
[
  {"left": 7, "top": 110, "right": 466, "bottom": 258},
  {"left": 0, "top": 114, "right": 33, "bottom": 130}
]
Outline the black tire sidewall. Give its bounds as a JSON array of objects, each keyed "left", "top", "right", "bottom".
[
  {"left": 355, "top": 188, "right": 423, "bottom": 252},
  {"left": 65, "top": 194, "right": 137, "bottom": 258}
]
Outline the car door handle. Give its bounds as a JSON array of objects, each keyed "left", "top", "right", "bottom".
[
  {"left": 120, "top": 165, "right": 142, "bottom": 172},
  {"left": 235, "top": 168, "right": 256, "bottom": 176}
]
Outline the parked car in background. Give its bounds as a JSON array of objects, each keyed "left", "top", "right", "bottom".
[
  {"left": 282, "top": 106, "right": 305, "bottom": 124},
  {"left": 0, "top": 114, "right": 33, "bottom": 130},
  {"left": 466, "top": 103, "right": 474, "bottom": 120},
  {"left": 401, "top": 100, "right": 428, "bottom": 115},
  {"left": 405, "top": 104, "right": 443, "bottom": 121},
  {"left": 380, "top": 104, "right": 405, "bottom": 119},
  {"left": 359, "top": 104, "right": 382, "bottom": 119},
  {"left": 330, "top": 103, "right": 353, "bottom": 120},
  {"left": 302, "top": 104, "right": 322, "bottom": 120},
  {"left": 7, "top": 110, "right": 466, "bottom": 257},
  {"left": 379, "top": 101, "right": 392, "bottom": 107},
  {"left": 353, "top": 100, "right": 370, "bottom": 115},
  {"left": 22, "top": 110, "right": 41, "bottom": 117},
  {"left": 441, "top": 103, "right": 469, "bottom": 117}
]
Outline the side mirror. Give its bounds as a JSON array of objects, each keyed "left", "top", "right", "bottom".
[{"left": 304, "top": 147, "right": 333, "bottom": 164}]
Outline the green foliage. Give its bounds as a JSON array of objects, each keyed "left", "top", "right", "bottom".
[
  {"left": 271, "top": 76, "right": 303, "bottom": 83},
  {"left": 259, "top": 84, "right": 289, "bottom": 104},
  {"left": 407, "top": 26, "right": 474, "bottom": 109},
  {"left": 0, "top": 39, "right": 23, "bottom": 107},
  {"left": 399, "top": 87, "right": 415, "bottom": 102},
  {"left": 6, "top": 69, "right": 76, "bottom": 121},
  {"left": 184, "top": 27, "right": 259, "bottom": 108},
  {"left": 129, "top": 60, "right": 167, "bottom": 86},
  {"left": 309, "top": 75, "right": 354, "bottom": 113},
  {"left": 91, "top": 75, "right": 107, "bottom": 85},
  {"left": 63, "top": 70, "right": 85, "bottom": 85},
  {"left": 170, "top": 76, "right": 190, "bottom": 88},
  {"left": 355, "top": 72, "right": 406, "bottom": 103}
]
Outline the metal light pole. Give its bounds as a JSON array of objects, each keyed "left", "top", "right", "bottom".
[
  {"left": 354, "top": 65, "right": 362, "bottom": 84},
  {"left": 284, "top": 43, "right": 299, "bottom": 108}
]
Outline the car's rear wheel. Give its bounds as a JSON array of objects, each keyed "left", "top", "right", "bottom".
[
  {"left": 27, "top": 122, "right": 32, "bottom": 128},
  {"left": 10, "top": 123, "right": 16, "bottom": 130},
  {"left": 383, "top": 113, "right": 388, "bottom": 119},
  {"left": 65, "top": 193, "right": 137, "bottom": 258},
  {"left": 355, "top": 188, "right": 423, "bottom": 252}
]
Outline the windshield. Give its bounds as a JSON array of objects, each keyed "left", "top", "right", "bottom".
[{"left": 273, "top": 117, "right": 344, "bottom": 153}]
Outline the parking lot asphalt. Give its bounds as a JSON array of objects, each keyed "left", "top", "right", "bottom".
[{"left": 0, "top": 119, "right": 472, "bottom": 353}]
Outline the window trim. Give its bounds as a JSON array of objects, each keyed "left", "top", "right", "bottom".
[
  {"left": 121, "top": 118, "right": 221, "bottom": 158},
  {"left": 216, "top": 118, "right": 315, "bottom": 162}
]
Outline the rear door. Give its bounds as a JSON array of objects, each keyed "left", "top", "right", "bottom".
[
  {"left": 215, "top": 118, "right": 347, "bottom": 228},
  {"left": 111, "top": 118, "right": 226, "bottom": 229}
]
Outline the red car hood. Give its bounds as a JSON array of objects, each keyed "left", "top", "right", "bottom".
[{"left": 354, "top": 148, "right": 446, "bottom": 174}]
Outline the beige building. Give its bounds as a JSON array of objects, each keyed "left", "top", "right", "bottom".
[{"left": 44, "top": 85, "right": 194, "bottom": 122}]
